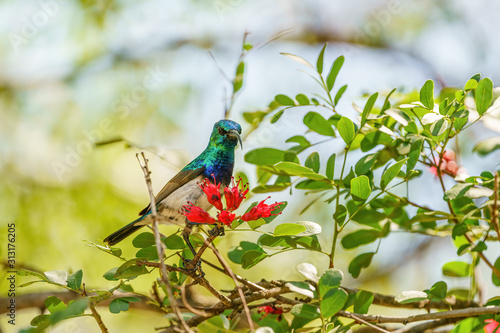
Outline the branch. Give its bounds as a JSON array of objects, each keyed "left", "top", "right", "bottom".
[
  {"left": 89, "top": 304, "right": 109, "bottom": 333},
  {"left": 206, "top": 241, "right": 254, "bottom": 332},
  {"left": 160, "top": 285, "right": 291, "bottom": 332},
  {"left": 337, "top": 306, "right": 500, "bottom": 324},
  {"left": 391, "top": 318, "right": 460, "bottom": 333},
  {"left": 136, "top": 152, "right": 193, "bottom": 333}
]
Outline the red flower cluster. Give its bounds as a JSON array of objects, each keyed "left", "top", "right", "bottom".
[
  {"left": 257, "top": 305, "right": 283, "bottom": 321},
  {"left": 485, "top": 319, "right": 500, "bottom": 333},
  {"left": 181, "top": 178, "right": 283, "bottom": 228},
  {"left": 241, "top": 197, "right": 282, "bottom": 221},
  {"left": 429, "top": 150, "right": 465, "bottom": 177}
]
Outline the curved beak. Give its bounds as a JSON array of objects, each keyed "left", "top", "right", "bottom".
[{"left": 228, "top": 129, "right": 243, "bottom": 149}]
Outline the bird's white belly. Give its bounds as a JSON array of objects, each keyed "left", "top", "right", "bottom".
[{"left": 156, "top": 177, "right": 212, "bottom": 226}]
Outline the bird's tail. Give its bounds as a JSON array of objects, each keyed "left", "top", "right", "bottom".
[{"left": 104, "top": 216, "right": 146, "bottom": 246}]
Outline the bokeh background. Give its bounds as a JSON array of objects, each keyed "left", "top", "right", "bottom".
[{"left": 1, "top": 0, "right": 500, "bottom": 332}]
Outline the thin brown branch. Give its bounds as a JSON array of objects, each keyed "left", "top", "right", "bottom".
[
  {"left": 136, "top": 152, "right": 193, "bottom": 333},
  {"left": 391, "top": 318, "right": 460, "bottom": 333},
  {"left": 345, "top": 312, "right": 391, "bottom": 333},
  {"left": 337, "top": 306, "right": 500, "bottom": 324},
  {"left": 160, "top": 285, "right": 291, "bottom": 332},
  {"left": 89, "top": 304, "right": 109, "bottom": 333},
  {"left": 206, "top": 241, "right": 254, "bottom": 332}
]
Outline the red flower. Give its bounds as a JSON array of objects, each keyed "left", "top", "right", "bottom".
[
  {"left": 181, "top": 202, "right": 216, "bottom": 224},
  {"left": 241, "top": 197, "right": 283, "bottom": 221},
  {"left": 217, "top": 210, "right": 236, "bottom": 226},
  {"left": 224, "top": 178, "right": 249, "bottom": 211},
  {"left": 485, "top": 319, "right": 500, "bottom": 333},
  {"left": 257, "top": 305, "right": 283, "bottom": 320},
  {"left": 199, "top": 178, "right": 223, "bottom": 211}
]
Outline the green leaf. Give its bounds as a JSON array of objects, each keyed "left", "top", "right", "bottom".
[
  {"left": 326, "top": 56, "right": 345, "bottom": 91},
  {"left": 326, "top": 153, "right": 336, "bottom": 180},
  {"left": 44, "top": 270, "right": 68, "bottom": 285},
  {"left": 395, "top": 291, "right": 428, "bottom": 304},
  {"left": 295, "top": 179, "right": 333, "bottom": 190},
  {"left": 291, "top": 304, "right": 320, "bottom": 319},
  {"left": 132, "top": 232, "right": 155, "bottom": 248},
  {"left": 228, "top": 241, "right": 264, "bottom": 265},
  {"left": 493, "top": 257, "right": 500, "bottom": 286},
  {"left": 475, "top": 78, "right": 493, "bottom": 115},
  {"left": 274, "top": 223, "right": 307, "bottom": 236},
  {"left": 350, "top": 176, "right": 371, "bottom": 201},
  {"left": 45, "top": 296, "right": 67, "bottom": 314},
  {"left": 429, "top": 281, "right": 447, "bottom": 300},
  {"left": 473, "top": 137, "right": 500, "bottom": 156},
  {"left": 66, "top": 270, "right": 83, "bottom": 291},
  {"left": 296, "top": 94, "right": 310, "bottom": 105},
  {"left": 407, "top": 139, "right": 423, "bottom": 172},
  {"left": 341, "top": 229, "right": 380, "bottom": 249},
  {"left": 442, "top": 261, "right": 470, "bottom": 277},
  {"left": 247, "top": 218, "right": 266, "bottom": 230},
  {"left": 320, "top": 288, "right": 348, "bottom": 318},
  {"left": 286, "top": 281, "right": 316, "bottom": 298},
  {"left": 419, "top": 80, "right": 434, "bottom": 110},
  {"left": 17, "top": 269, "right": 49, "bottom": 281},
  {"left": 444, "top": 183, "right": 493, "bottom": 200},
  {"left": 296, "top": 263, "right": 319, "bottom": 283},
  {"left": 305, "top": 152, "right": 320, "bottom": 173},
  {"left": 334, "top": 84, "right": 348, "bottom": 106},
  {"left": 464, "top": 78, "right": 478, "bottom": 91},
  {"left": 361, "top": 92, "right": 378, "bottom": 126},
  {"left": 245, "top": 148, "right": 287, "bottom": 165},
  {"left": 271, "top": 110, "right": 284, "bottom": 124},
  {"left": 114, "top": 259, "right": 148, "bottom": 279},
  {"left": 275, "top": 94, "right": 295, "bottom": 106},
  {"left": 103, "top": 267, "right": 119, "bottom": 281},
  {"left": 333, "top": 205, "right": 347, "bottom": 225},
  {"left": 380, "top": 158, "right": 407, "bottom": 190},
  {"left": 430, "top": 118, "right": 449, "bottom": 136},
  {"left": 233, "top": 61, "right": 244, "bottom": 93},
  {"left": 109, "top": 298, "right": 130, "bottom": 314},
  {"left": 316, "top": 44, "right": 327, "bottom": 73},
  {"left": 355, "top": 154, "right": 377, "bottom": 176},
  {"left": 303, "top": 112, "right": 335, "bottom": 136},
  {"left": 353, "top": 290, "right": 374, "bottom": 314},
  {"left": 281, "top": 52, "right": 314, "bottom": 69},
  {"left": 337, "top": 116, "right": 355, "bottom": 144},
  {"left": 163, "top": 234, "right": 186, "bottom": 250},
  {"left": 318, "top": 269, "right": 343, "bottom": 297},
  {"left": 135, "top": 246, "right": 159, "bottom": 261},
  {"left": 241, "top": 250, "right": 268, "bottom": 269},
  {"left": 348, "top": 252, "right": 375, "bottom": 278}
]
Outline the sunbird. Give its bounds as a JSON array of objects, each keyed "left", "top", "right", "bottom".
[{"left": 104, "top": 120, "right": 242, "bottom": 257}]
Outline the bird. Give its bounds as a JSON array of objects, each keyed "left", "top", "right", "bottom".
[{"left": 103, "top": 119, "right": 242, "bottom": 258}]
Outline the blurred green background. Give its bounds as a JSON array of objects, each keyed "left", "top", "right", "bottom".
[{"left": 1, "top": 0, "right": 500, "bottom": 331}]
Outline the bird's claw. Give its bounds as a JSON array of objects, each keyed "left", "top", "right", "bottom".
[
  {"left": 209, "top": 225, "right": 225, "bottom": 237},
  {"left": 182, "top": 258, "right": 204, "bottom": 277}
]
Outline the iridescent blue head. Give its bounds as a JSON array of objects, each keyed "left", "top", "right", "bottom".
[{"left": 208, "top": 119, "right": 242, "bottom": 150}]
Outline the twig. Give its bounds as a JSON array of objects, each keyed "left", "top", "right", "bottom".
[
  {"left": 337, "top": 306, "right": 500, "bottom": 324},
  {"left": 89, "top": 304, "right": 109, "bottom": 333},
  {"left": 206, "top": 241, "right": 255, "bottom": 332},
  {"left": 391, "top": 318, "right": 460, "bottom": 333},
  {"left": 136, "top": 152, "right": 193, "bottom": 333},
  {"left": 344, "top": 312, "right": 391, "bottom": 333}
]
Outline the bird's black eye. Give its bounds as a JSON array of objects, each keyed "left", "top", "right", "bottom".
[{"left": 218, "top": 127, "right": 227, "bottom": 135}]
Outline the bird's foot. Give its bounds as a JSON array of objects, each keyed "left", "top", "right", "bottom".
[
  {"left": 209, "top": 224, "right": 225, "bottom": 237},
  {"left": 182, "top": 258, "right": 205, "bottom": 278}
]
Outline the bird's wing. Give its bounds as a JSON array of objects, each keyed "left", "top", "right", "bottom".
[{"left": 138, "top": 166, "right": 205, "bottom": 216}]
